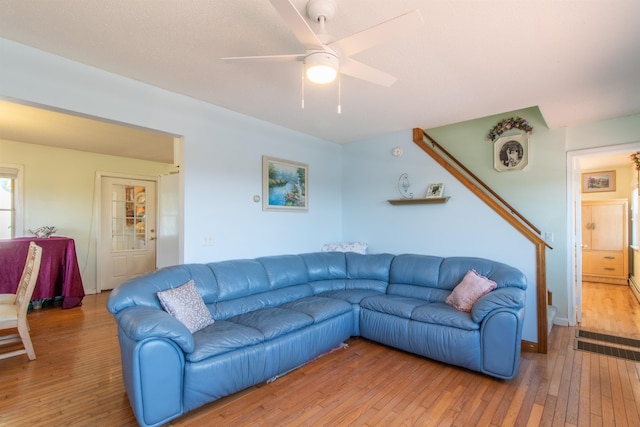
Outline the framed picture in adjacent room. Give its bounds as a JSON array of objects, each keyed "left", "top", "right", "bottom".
[{"left": 582, "top": 170, "right": 616, "bottom": 193}]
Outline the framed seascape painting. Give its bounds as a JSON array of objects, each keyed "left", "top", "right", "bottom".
[
  {"left": 582, "top": 170, "right": 615, "bottom": 193},
  {"left": 262, "top": 156, "right": 308, "bottom": 211}
]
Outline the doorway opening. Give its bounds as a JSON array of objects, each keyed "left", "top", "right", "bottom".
[
  {"left": 567, "top": 142, "right": 640, "bottom": 333},
  {"left": 1, "top": 98, "right": 183, "bottom": 294}
]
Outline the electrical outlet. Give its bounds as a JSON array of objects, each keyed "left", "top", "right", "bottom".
[{"left": 202, "top": 235, "right": 214, "bottom": 246}]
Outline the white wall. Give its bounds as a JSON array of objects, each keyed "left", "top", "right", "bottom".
[
  {"left": 0, "top": 38, "right": 343, "bottom": 268},
  {"left": 342, "top": 130, "right": 539, "bottom": 342}
]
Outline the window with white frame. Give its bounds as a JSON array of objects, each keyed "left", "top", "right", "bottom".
[{"left": 0, "top": 165, "right": 23, "bottom": 239}]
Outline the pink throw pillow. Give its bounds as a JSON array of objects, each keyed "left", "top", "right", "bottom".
[{"left": 445, "top": 269, "right": 497, "bottom": 312}]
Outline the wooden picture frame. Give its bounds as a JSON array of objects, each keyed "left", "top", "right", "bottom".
[
  {"left": 262, "top": 156, "right": 308, "bottom": 211},
  {"left": 582, "top": 170, "right": 616, "bottom": 193}
]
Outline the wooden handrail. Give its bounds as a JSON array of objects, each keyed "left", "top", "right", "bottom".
[
  {"left": 421, "top": 132, "right": 543, "bottom": 236},
  {"left": 413, "top": 128, "right": 549, "bottom": 354}
]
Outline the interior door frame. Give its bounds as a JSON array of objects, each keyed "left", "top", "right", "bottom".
[
  {"left": 95, "top": 171, "right": 159, "bottom": 292},
  {"left": 566, "top": 142, "right": 640, "bottom": 326}
]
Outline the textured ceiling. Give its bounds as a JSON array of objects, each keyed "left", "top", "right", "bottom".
[{"left": 0, "top": 0, "right": 639, "bottom": 146}]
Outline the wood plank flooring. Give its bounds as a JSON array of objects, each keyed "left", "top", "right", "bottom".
[{"left": 0, "top": 282, "right": 638, "bottom": 426}]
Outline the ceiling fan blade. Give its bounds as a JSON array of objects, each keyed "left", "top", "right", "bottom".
[
  {"left": 330, "top": 9, "right": 423, "bottom": 57},
  {"left": 269, "top": 0, "right": 324, "bottom": 50},
  {"left": 222, "top": 54, "right": 304, "bottom": 63},
  {"left": 340, "top": 57, "right": 397, "bottom": 87}
]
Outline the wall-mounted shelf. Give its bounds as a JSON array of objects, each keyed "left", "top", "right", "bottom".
[{"left": 387, "top": 197, "right": 450, "bottom": 205}]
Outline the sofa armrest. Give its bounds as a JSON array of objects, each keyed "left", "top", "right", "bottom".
[
  {"left": 115, "top": 306, "right": 195, "bottom": 354},
  {"left": 471, "top": 287, "right": 525, "bottom": 324},
  {"left": 480, "top": 307, "right": 524, "bottom": 379}
]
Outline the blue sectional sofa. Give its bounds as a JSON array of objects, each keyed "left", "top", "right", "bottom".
[{"left": 107, "top": 252, "right": 526, "bottom": 427}]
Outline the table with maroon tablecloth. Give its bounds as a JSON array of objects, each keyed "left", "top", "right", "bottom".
[{"left": 0, "top": 237, "right": 84, "bottom": 308}]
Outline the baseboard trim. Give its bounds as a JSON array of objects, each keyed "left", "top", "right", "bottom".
[
  {"left": 521, "top": 340, "right": 538, "bottom": 353},
  {"left": 553, "top": 317, "right": 569, "bottom": 326}
]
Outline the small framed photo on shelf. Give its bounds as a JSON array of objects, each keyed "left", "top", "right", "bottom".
[{"left": 426, "top": 183, "right": 444, "bottom": 198}]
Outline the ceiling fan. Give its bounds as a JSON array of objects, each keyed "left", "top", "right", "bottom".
[{"left": 222, "top": 0, "right": 424, "bottom": 87}]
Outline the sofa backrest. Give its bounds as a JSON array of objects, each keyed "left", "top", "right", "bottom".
[
  {"left": 299, "top": 252, "right": 394, "bottom": 294},
  {"left": 437, "top": 257, "right": 527, "bottom": 290},
  {"left": 387, "top": 254, "right": 526, "bottom": 303},
  {"left": 388, "top": 254, "right": 448, "bottom": 302},
  {"left": 107, "top": 252, "right": 525, "bottom": 318},
  {"left": 212, "top": 256, "right": 313, "bottom": 320},
  {"left": 106, "top": 263, "right": 218, "bottom": 314}
]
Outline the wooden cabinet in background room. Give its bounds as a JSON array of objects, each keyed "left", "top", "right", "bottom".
[{"left": 582, "top": 199, "right": 629, "bottom": 285}]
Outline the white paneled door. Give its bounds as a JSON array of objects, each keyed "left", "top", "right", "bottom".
[{"left": 99, "top": 177, "right": 156, "bottom": 290}]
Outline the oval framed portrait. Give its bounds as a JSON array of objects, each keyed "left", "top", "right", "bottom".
[{"left": 493, "top": 134, "right": 528, "bottom": 172}]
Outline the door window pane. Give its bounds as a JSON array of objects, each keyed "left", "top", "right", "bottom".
[{"left": 111, "top": 184, "right": 147, "bottom": 251}]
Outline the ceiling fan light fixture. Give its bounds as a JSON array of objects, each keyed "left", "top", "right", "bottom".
[{"left": 305, "top": 51, "right": 338, "bottom": 84}]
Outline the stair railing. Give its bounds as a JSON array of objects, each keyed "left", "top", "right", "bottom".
[{"left": 413, "top": 128, "right": 551, "bottom": 354}]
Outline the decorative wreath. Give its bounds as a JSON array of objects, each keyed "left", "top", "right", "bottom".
[
  {"left": 487, "top": 116, "right": 533, "bottom": 141},
  {"left": 630, "top": 152, "right": 640, "bottom": 170}
]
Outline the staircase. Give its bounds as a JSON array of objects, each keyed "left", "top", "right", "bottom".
[{"left": 413, "top": 128, "right": 552, "bottom": 354}]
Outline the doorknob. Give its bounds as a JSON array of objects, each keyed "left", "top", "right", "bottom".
[
  {"left": 581, "top": 244, "right": 588, "bottom": 249},
  {"left": 149, "top": 237, "right": 156, "bottom": 241}
]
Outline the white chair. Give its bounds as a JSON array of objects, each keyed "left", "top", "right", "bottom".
[{"left": 0, "top": 242, "right": 43, "bottom": 360}]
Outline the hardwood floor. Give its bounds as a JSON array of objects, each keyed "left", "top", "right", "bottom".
[
  {"left": 0, "top": 283, "right": 638, "bottom": 426},
  {"left": 580, "top": 281, "right": 640, "bottom": 339}
]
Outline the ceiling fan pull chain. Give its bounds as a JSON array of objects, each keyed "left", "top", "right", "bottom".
[
  {"left": 337, "top": 73, "right": 341, "bottom": 114},
  {"left": 301, "top": 63, "right": 305, "bottom": 109}
]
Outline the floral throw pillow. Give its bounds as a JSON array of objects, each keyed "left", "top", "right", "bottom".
[
  {"left": 445, "top": 269, "right": 497, "bottom": 313},
  {"left": 157, "top": 280, "right": 214, "bottom": 333}
]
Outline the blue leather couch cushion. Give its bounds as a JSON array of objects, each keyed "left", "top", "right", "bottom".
[
  {"left": 346, "top": 252, "right": 393, "bottom": 281},
  {"left": 411, "top": 303, "right": 479, "bottom": 331},
  {"left": 230, "top": 307, "right": 313, "bottom": 340},
  {"left": 437, "top": 257, "right": 527, "bottom": 290},
  {"left": 280, "top": 296, "right": 351, "bottom": 322},
  {"left": 361, "top": 295, "right": 427, "bottom": 318},
  {"left": 386, "top": 284, "right": 450, "bottom": 303},
  {"left": 319, "top": 289, "right": 383, "bottom": 304},
  {"left": 389, "top": 254, "right": 443, "bottom": 288},
  {"left": 308, "top": 279, "right": 347, "bottom": 294},
  {"left": 187, "top": 320, "right": 264, "bottom": 362},
  {"left": 213, "top": 286, "right": 312, "bottom": 320},
  {"left": 300, "top": 252, "right": 347, "bottom": 281},
  {"left": 210, "top": 259, "right": 270, "bottom": 301},
  {"left": 309, "top": 278, "right": 386, "bottom": 296},
  {"left": 345, "top": 279, "right": 387, "bottom": 292},
  {"left": 258, "top": 255, "right": 309, "bottom": 290}
]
